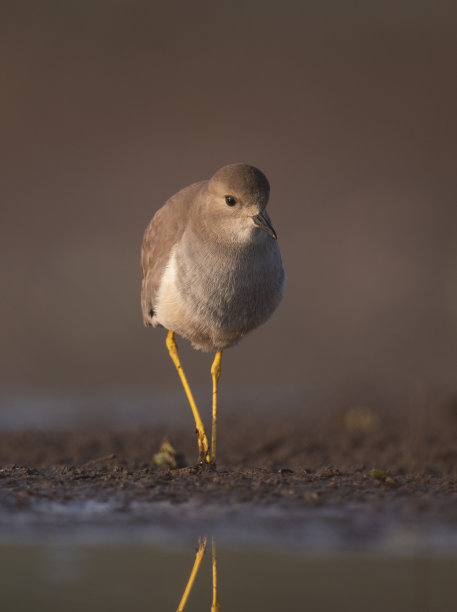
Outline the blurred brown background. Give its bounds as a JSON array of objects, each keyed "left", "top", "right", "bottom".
[{"left": 1, "top": 1, "right": 457, "bottom": 423}]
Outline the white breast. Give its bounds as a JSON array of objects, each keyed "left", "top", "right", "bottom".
[
  {"left": 154, "top": 247, "right": 190, "bottom": 332},
  {"left": 154, "top": 231, "right": 284, "bottom": 351}
]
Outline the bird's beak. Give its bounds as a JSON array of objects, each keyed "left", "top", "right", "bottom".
[{"left": 252, "top": 210, "right": 277, "bottom": 240}]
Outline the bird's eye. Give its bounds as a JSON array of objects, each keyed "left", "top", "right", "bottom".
[{"left": 225, "top": 195, "right": 236, "bottom": 206}]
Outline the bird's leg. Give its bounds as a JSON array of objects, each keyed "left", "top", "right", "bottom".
[
  {"left": 210, "top": 351, "right": 223, "bottom": 466},
  {"left": 211, "top": 537, "right": 221, "bottom": 612},
  {"left": 176, "top": 537, "right": 207, "bottom": 612},
  {"left": 166, "top": 330, "right": 210, "bottom": 464}
]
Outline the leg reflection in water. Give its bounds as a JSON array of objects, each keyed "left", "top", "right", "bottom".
[
  {"left": 211, "top": 538, "right": 221, "bottom": 612},
  {"left": 176, "top": 537, "right": 221, "bottom": 611}
]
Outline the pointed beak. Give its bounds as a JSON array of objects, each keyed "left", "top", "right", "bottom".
[{"left": 252, "top": 210, "right": 277, "bottom": 240}]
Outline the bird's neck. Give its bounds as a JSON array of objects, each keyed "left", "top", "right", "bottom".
[{"left": 191, "top": 216, "right": 265, "bottom": 254}]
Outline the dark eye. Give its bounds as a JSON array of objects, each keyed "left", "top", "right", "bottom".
[{"left": 225, "top": 195, "right": 236, "bottom": 206}]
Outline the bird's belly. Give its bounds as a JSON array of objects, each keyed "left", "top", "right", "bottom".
[{"left": 155, "top": 246, "right": 283, "bottom": 351}]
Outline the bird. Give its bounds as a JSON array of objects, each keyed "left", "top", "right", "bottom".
[{"left": 141, "top": 163, "right": 285, "bottom": 466}]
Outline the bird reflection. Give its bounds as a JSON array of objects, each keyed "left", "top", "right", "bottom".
[{"left": 176, "top": 537, "right": 220, "bottom": 611}]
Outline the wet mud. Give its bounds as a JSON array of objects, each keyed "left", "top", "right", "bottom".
[{"left": 1, "top": 406, "right": 457, "bottom": 527}]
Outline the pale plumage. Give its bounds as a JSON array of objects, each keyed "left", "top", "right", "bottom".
[
  {"left": 141, "top": 163, "right": 285, "bottom": 464},
  {"left": 141, "top": 164, "right": 284, "bottom": 351}
]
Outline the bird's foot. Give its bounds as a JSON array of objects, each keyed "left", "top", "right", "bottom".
[
  {"left": 170, "top": 461, "right": 216, "bottom": 475},
  {"left": 196, "top": 430, "right": 211, "bottom": 464},
  {"left": 196, "top": 459, "right": 217, "bottom": 473},
  {"left": 198, "top": 449, "right": 214, "bottom": 468}
]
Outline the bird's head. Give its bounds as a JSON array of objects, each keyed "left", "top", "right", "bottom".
[{"left": 199, "top": 163, "right": 277, "bottom": 243}]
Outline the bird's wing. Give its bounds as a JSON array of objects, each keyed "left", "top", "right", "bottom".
[{"left": 140, "top": 182, "right": 203, "bottom": 326}]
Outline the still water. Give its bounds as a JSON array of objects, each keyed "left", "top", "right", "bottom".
[{"left": 1, "top": 538, "right": 456, "bottom": 611}]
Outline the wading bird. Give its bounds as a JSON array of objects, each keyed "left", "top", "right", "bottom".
[{"left": 141, "top": 164, "right": 284, "bottom": 465}]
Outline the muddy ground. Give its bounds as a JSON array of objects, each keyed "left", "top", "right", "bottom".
[{"left": 1, "top": 404, "right": 457, "bottom": 530}]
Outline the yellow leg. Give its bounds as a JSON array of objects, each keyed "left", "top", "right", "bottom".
[
  {"left": 210, "top": 351, "right": 223, "bottom": 466},
  {"left": 166, "top": 330, "right": 210, "bottom": 463},
  {"left": 176, "top": 537, "right": 207, "bottom": 612},
  {"left": 211, "top": 537, "right": 221, "bottom": 612}
]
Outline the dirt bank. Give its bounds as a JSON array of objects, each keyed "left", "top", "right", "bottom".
[{"left": 1, "top": 407, "right": 457, "bottom": 526}]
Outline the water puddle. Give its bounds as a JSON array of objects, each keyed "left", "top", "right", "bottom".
[
  {"left": 1, "top": 497, "right": 457, "bottom": 610},
  {"left": 1, "top": 538, "right": 456, "bottom": 611}
]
